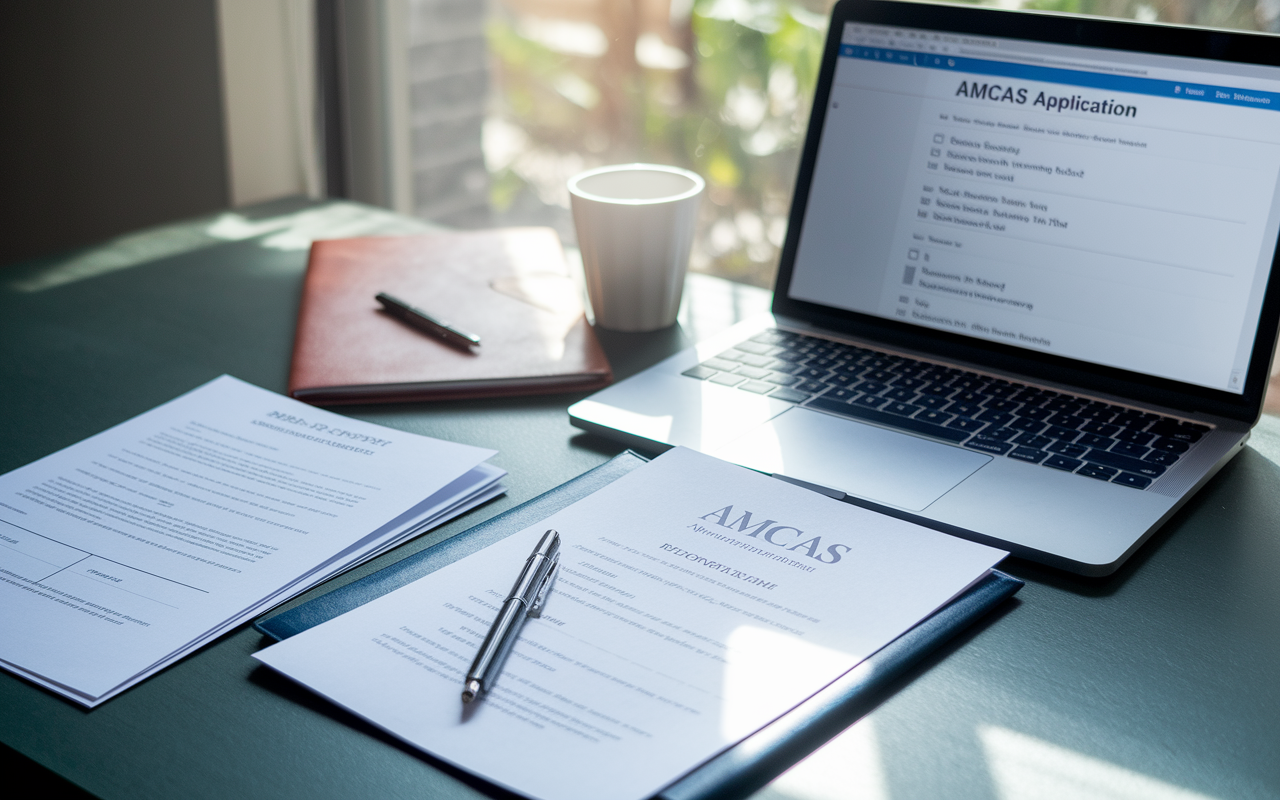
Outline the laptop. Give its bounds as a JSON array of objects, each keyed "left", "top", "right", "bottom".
[{"left": 569, "top": 0, "right": 1280, "bottom": 576}]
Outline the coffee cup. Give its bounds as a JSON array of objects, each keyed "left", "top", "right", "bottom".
[{"left": 568, "top": 163, "right": 705, "bottom": 332}]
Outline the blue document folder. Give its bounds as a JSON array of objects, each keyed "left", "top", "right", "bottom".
[{"left": 255, "top": 450, "right": 1022, "bottom": 800}]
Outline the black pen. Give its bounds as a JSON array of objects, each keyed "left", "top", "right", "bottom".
[
  {"left": 462, "top": 529, "right": 561, "bottom": 704},
  {"left": 375, "top": 292, "right": 481, "bottom": 351}
]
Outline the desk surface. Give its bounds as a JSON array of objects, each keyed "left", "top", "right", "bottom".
[{"left": 3, "top": 200, "right": 1278, "bottom": 800}]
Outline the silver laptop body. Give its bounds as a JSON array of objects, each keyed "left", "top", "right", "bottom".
[{"left": 571, "top": 0, "right": 1280, "bottom": 576}]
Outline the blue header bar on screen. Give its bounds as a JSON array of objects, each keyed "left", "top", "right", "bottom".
[{"left": 839, "top": 45, "right": 1280, "bottom": 111}]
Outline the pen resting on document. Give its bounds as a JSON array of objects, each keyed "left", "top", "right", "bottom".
[{"left": 461, "top": 529, "right": 561, "bottom": 703}]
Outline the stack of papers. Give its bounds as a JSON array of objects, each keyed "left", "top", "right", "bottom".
[
  {"left": 0, "top": 376, "right": 504, "bottom": 707},
  {"left": 256, "top": 447, "right": 1005, "bottom": 800}
]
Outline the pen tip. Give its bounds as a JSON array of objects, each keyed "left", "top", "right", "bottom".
[{"left": 462, "top": 679, "right": 481, "bottom": 703}]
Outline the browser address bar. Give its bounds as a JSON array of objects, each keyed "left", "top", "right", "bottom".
[{"left": 956, "top": 47, "right": 1151, "bottom": 77}]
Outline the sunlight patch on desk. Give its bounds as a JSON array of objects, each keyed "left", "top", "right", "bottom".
[
  {"left": 980, "top": 725, "right": 1219, "bottom": 800},
  {"left": 754, "top": 718, "right": 890, "bottom": 800},
  {"left": 11, "top": 203, "right": 435, "bottom": 293},
  {"left": 208, "top": 202, "right": 434, "bottom": 252},
  {"left": 11, "top": 218, "right": 225, "bottom": 293}
]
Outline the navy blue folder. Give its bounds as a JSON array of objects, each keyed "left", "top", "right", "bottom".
[{"left": 255, "top": 450, "right": 1022, "bottom": 800}]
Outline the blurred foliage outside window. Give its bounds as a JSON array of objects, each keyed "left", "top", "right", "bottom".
[{"left": 483, "top": 0, "right": 1276, "bottom": 289}]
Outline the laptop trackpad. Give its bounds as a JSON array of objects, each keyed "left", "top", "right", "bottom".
[{"left": 710, "top": 407, "right": 991, "bottom": 512}]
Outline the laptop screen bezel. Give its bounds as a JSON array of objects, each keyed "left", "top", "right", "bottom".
[{"left": 771, "top": 0, "right": 1280, "bottom": 425}]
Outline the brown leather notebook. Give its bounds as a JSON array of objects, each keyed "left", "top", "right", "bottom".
[{"left": 288, "top": 229, "right": 612, "bottom": 404}]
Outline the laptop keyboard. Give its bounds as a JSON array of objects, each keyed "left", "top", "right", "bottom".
[{"left": 681, "top": 329, "right": 1209, "bottom": 491}]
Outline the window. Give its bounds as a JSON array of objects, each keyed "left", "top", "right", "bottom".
[{"left": 398, "top": 0, "right": 1272, "bottom": 288}]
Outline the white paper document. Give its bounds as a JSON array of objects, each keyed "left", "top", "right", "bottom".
[
  {"left": 0, "top": 375, "right": 503, "bottom": 706},
  {"left": 255, "top": 447, "right": 1006, "bottom": 800}
]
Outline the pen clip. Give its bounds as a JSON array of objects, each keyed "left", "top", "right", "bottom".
[{"left": 528, "top": 556, "right": 559, "bottom": 618}]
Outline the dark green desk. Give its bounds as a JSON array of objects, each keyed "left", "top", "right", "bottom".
[{"left": 3, "top": 201, "right": 1279, "bottom": 800}]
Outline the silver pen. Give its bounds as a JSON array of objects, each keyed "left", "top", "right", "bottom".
[{"left": 461, "top": 529, "right": 561, "bottom": 704}]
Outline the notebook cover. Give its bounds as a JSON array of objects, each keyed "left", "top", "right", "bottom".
[
  {"left": 254, "top": 451, "right": 1022, "bottom": 800},
  {"left": 288, "top": 229, "right": 612, "bottom": 404}
]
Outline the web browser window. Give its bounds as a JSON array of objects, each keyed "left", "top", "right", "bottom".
[{"left": 788, "top": 22, "right": 1280, "bottom": 394}]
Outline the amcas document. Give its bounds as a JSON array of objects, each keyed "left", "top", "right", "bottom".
[
  {"left": 255, "top": 447, "right": 1006, "bottom": 800},
  {"left": 0, "top": 376, "right": 500, "bottom": 706}
]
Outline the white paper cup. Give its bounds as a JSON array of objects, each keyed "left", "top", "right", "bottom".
[{"left": 569, "top": 163, "right": 705, "bottom": 332}]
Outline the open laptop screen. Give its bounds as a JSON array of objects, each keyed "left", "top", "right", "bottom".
[{"left": 786, "top": 18, "right": 1280, "bottom": 396}]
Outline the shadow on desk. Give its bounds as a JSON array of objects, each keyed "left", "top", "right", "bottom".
[
  {"left": 1, "top": 744, "right": 95, "bottom": 798},
  {"left": 593, "top": 325, "right": 692, "bottom": 383}
]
